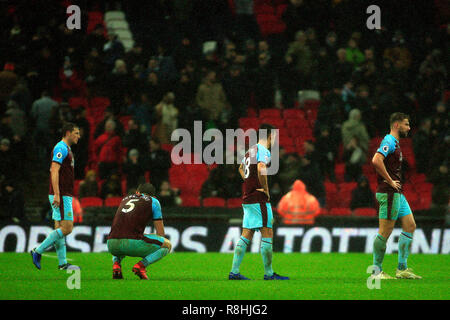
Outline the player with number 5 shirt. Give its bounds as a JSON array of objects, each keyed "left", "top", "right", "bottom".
[{"left": 107, "top": 183, "right": 172, "bottom": 280}]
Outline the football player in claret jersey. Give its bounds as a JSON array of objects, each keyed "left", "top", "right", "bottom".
[
  {"left": 229, "top": 124, "right": 289, "bottom": 280},
  {"left": 371, "top": 112, "right": 421, "bottom": 280},
  {"left": 107, "top": 183, "right": 172, "bottom": 280},
  {"left": 31, "top": 122, "right": 80, "bottom": 270}
]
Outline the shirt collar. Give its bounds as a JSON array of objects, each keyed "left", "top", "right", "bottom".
[{"left": 387, "top": 134, "right": 398, "bottom": 143}]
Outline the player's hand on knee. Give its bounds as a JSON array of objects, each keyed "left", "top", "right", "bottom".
[{"left": 163, "top": 239, "right": 172, "bottom": 252}]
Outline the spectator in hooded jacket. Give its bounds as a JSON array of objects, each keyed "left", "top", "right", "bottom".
[{"left": 94, "top": 119, "right": 123, "bottom": 179}]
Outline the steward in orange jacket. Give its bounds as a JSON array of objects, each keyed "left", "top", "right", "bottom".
[{"left": 277, "top": 180, "right": 320, "bottom": 225}]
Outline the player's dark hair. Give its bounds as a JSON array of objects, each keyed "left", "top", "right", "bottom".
[
  {"left": 136, "top": 183, "right": 155, "bottom": 196},
  {"left": 258, "top": 123, "right": 275, "bottom": 140},
  {"left": 390, "top": 112, "right": 409, "bottom": 127},
  {"left": 61, "top": 122, "right": 79, "bottom": 137}
]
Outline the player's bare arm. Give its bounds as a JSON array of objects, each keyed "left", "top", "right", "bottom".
[
  {"left": 50, "top": 161, "right": 61, "bottom": 207},
  {"left": 153, "top": 219, "right": 165, "bottom": 237},
  {"left": 256, "top": 162, "right": 270, "bottom": 200},
  {"left": 372, "top": 152, "right": 401, "bottom": 191},
  {"left": 238, "top": 163, "right": 245, "bottom": 180}
]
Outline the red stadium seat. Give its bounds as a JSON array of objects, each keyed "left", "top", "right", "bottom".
[
  {"left": 121, "top": 179, "right": 127, "bottom": 195},
  {"left": 354, "top": 207, "right": 377, "bottom": 217},
  {"left": 80, "top": 197, "right": 103, "bottom": 208},
  {"left": 414, "top": 182, "right": 433, "bottom": 194},
  {"left": 286, "top": 118, "right": 309, "bottom": 129},
  {"left": 260, "top": 117, "right": 284, "bottom": 128},
  {"left": 283, "top": 145, "right": 296, "bottom": 153},
  {"left": 202, "top": 197, "right": 226, "bottom": 207},
  {"left": 247, "top": 107, "right": 258, "bottom": 117},
  {"left": 324, "top": 182, "right": 337, "bottom": 193},
  {"left": 334, "top": 163, "right": 346, "bottom": 183},
  {"left": 180, "top": 195, "right": 201, "bottom": 207},
  {"left": 339, "top": 182, "right": 357, "bottom": 192},
  {"left": 74, "top": 180, "right": 82, "bottom": 197},
  {"left": 69, "top": 97, "right": 88, "bottom": 109},
  {"left": 239, "top": 117, "right": 260, "bottom": 129},
  {"left": 279, "top": 136, "right": 294, "bottom": 147},
  {"left": 259, "top": 108, "right": 281, "bottom": 118},
  {"left": 226, "top": 198, "right": 242, "bottom": 208},
  {"left": 303, "top": 99, "right": 320, "bottom": 110},
  {"left": 410, "top": 173, "right": 426, "bottom": 184},
  {"left": 289, "top": 126, "right": 313, "bottom": 140},
  {"left": 329, "top": 208, "right": 352, "bottom": 216},
  {"left": 283, "top": 109, "right": 305, "bottom": 119},
  {"left": 104, "top": 197, "right": 123, "bottom": 207}
]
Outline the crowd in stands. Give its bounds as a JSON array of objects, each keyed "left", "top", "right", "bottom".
[{"left": 0, "top": 1, "right": 448, "bottom": 222}]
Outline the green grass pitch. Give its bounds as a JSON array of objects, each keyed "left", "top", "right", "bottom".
[{"left": 0, "top": 252, "right": 448, "bottom": 300}]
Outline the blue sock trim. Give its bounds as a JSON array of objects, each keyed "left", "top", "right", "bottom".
[
  {"left": 401, "top": 231, "right": 413, "bottom": 239},
  {"left": 240, "top": 236, "right": 250, "bottom": 246}
]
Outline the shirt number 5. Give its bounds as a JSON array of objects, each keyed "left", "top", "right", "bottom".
[{"left": 122, "top": 199, "right": 139, "bottom": 213}]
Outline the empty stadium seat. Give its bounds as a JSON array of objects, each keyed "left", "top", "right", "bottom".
[
  {"left": 285, "top": 118, "right": 309, "bottom": 129},
  {"left": 180, "top": 195, "right": 201, "bottom": 207},
  {"left": 104, "top": 197, "right": 123, "bottom": 207},
  {"left": 339, "top": 182, "right": 357, "bottom": 192},
  {"left": 203, "top": 197, "right": 226, "bottom": 207},
  {"left": 289, "top": 126, "right": 313, "bottom": 139},
  {"left": 329, "top": 208, "right": 352, "bottom": 216},
  {"left": 239, "top": 117, "right": 259, "bottom": 129},
  {"left": 226, "top": 198, "right": 242, "bottom": 208},
  {"left": 283, "top": 109, "right": 305, "bottom": 119},
  {"left": 354, "top": 207, "right": 377, "bottom": 217},
  {"left": 80, "top": 197, "right": 103, "bottom": 208},
  {"left": 324, "top": 182, "right": 337, "bottom": 193},
  {"left": 334, "top": 163, "right": 346, "bottom": 183},
  {"left": 259, "top": 108, "right": 281, "bottom": 118},
  {"left": 279, "top": 136, "right": 294, "bottom": 147}
]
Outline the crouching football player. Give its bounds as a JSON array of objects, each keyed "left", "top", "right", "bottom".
[{"left": 107, "top": 183, "right": 171, "bottom": 280}]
